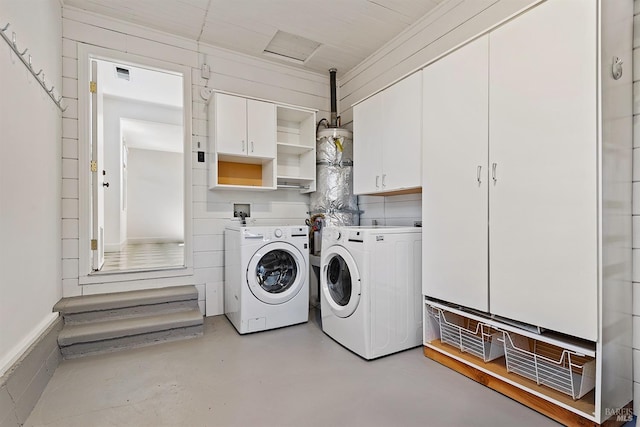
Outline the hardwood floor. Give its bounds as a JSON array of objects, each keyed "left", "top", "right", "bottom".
[{"left": 102, "top": 242, "right": 184, "bottom": 272}]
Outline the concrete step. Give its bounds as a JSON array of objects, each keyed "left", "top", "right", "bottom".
[
  {"left": 53, "top": 285, "right": 198, "bottom": 318},
  {"left": 58, "top": 308, "right": 203, "bottom": 358}
]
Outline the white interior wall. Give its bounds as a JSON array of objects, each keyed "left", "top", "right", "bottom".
[
  {"left": 632, "top": 0, "right": 640, "bottom": 414},
  {"left": 60, "top": 6, "right": 330, "bottom": 315},
  {"left": 102, "top": 96, "right": 183, "bottom": 249},
  {"left": 343, "top": 0, "right": 540, "bottom": 228},
  {"left": 127, "top": 148, "right": 183, "bottom": 243},
  {"left": 0, "top": 0, "right": 62, "bottom": 375}
]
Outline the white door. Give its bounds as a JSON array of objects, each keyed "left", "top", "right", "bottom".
[
  {"left": 488, "top": 0, "right": 598, "bottom": 340},
  {"left": 422, "top": 36, "right": 489, "bottom": 311},
  {"left": 381, "top": 71, "right": 422, "bottom": 191},
  {"left": 215, "top": 93, "right": 247, "bottom": 155},
  {"left": 321, "top": 245, "right": 361, "bottom": 318},
  {"left": 247, "top": 99, "right": 276, "bottom": 158},
  {"left": 353, "top": 92, "right": 383, "bottom": 194},
  {"left": 91, "top": 60, "right": 105, "bottom": 271}
]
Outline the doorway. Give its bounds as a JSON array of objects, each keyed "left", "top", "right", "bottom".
[{"left": 78, "top": 46, "right": 193, "bottom": 283}]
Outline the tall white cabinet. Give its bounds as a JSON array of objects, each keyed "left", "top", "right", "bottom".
[{"left": 421, "top": 0, "right": 632, "bottom": 424}]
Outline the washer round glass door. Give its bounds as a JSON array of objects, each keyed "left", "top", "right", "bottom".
[
  {"left": 321, "top": 245, "right": 361, "bottom": 318},
  {"left": 247, "top": 242, "right": 306, "bottom": 305}
]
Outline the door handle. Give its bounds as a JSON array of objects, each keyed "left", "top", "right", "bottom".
[
  {"left": 103, "top": 182, "right": 110, "bottom": 188},
  {"left": 477, "top": 166, "right": 482, "bottom": 184},
  {"left": 375, "top": 176, "right": 380, "bottom": 188},
  {"left": 492, "top": 163, "right": 497, "bottom": 183},
  {"left": 382, "top": 174, "right": 386, "bottom": 188}
]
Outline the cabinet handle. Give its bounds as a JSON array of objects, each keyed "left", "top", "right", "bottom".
[
  {"left": 242, "top": 140, "right": 245, "bottom": 152},
  {"left": 477, "top": 166, "right": 482, "bottom": 184},
  {"left": 382, "top": 174, "right": 386, "bottom": 188},
  {"left": 251, "top": 141, "right": 254, "bottom": 153},
  {"left": 492, "top": 163, "right": 497, "bottom": 183},
  {"left": 376, "top": 176, "right": 380, "bottom": 188}
]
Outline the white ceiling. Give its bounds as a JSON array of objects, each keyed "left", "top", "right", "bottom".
[
  {"left": 121, "top": 118, "right": 183, "bottom": 153},
  {"left": 63, "top": 0, "right": 446, "bottom": 76}
]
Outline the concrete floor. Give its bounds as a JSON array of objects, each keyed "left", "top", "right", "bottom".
[{"left": 25, "top": 311, "right": 562, "bottom": 427}]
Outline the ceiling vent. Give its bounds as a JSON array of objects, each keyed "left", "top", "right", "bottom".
[
  {"left": 263, "top": 30, "right": 321, "bottom": 64},
  {"left": 115, "top": 66, "right": 130, "bottom": 81}
]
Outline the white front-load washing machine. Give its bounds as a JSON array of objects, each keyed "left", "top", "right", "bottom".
[
  {"left": 224, "top": 225, "right": 309, "bottom": 334},
  {"left": 320, "top": 226, "right": 422, "bottom": 359}
]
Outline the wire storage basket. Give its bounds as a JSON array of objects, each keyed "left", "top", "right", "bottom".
[
  {"left": 503, "top": 331, "right": 596, "bottom": 400},
  {"left": 429, "top": 306, "right": 504, "bottom": 362}
]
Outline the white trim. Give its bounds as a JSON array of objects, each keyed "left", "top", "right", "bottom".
[
  {"left": 77, "top": 44, "right": 193, "bottom": 285},
  {"left": 0, "top": 313, "right": 59, "bottom": 377}
]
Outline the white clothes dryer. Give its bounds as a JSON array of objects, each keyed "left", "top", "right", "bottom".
[
  {"left": 224, "top": 225, "right": 309, "bottom": 334},
  {"left": 320, "top": 226, "right": 422, "bottom": 359}
]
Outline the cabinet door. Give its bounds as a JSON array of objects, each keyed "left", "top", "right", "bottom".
[
  {"left": 489, "top": 0, "right": 597, "bottom": 340},
  {"left": 215, "top": 93, "right": 247, "bottom": 155},
  {"left": 353, "top": 92, "right": 383, "bottom": 194},
  {"left": 422, "top": 36, "right": 489, "bottom": 312},
  {"left": 247, "top": 99, "right": 276, "bottom": 158},
  {"left": 382, "top": 72, "right": 422, "bottom": 191}
]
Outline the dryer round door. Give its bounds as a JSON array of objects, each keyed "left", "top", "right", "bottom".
[
  {"left": 247, "top": 242, "right": 306, "bottom": 305},
  {"left": 321, "top": 245, "right": 361, "bottom": 318}
]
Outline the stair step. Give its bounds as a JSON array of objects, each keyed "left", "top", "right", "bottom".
[
  {"left": 53, "top": 285, "right": 198, "bottom": 315},
  {"left": 58, "top": 308, "right": 203, "bottom": 347}
]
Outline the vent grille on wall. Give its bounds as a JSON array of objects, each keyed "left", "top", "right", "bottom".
[{"left": 115, "top": 66, "right": 130, "bottom": 81}]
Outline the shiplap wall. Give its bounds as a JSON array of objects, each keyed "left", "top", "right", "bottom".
[
  {"left": 60, "top": 6, "right": 330, "bottom": 315},
  {"left": 343, "top": 0, "right": 540, "bottom": 231},
  {"left": 633, "top": 0, "right": 640, "bottom": 414},
  {"left": 0, "top": 0, "right": 62, "bottom": 377}
]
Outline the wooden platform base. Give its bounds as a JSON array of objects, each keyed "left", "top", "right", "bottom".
[{"left": 424, "top": 346, "right": 632, "bottom": 427}]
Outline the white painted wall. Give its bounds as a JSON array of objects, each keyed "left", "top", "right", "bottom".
[
  {"left": 343, "top": 0, "right": 540, "bottom": 228},
  {"left": 127, "top": 148, "right": 183, "bottom": 243},
  {"left": 632, "top": 0, "right": 640, "bottom": 414},
  {"left": 102, "top": 96, "right": 183, "bottom": 249},
  {"left": 0, "top": 0, "right": 62, "bottom": 375},
  {"left": 60, "top": 7, "right": 330, "bottom": 315}
]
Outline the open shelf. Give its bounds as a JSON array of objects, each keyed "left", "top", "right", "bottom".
[
  {"left": 423, "top": 301, "right": 598, "bottom": 425},
  {"left": 277, "top": 142, "right": 314, "bottom": 155},
  {"left": 275, "top": 105, "right": 316, "bottom": 193}
]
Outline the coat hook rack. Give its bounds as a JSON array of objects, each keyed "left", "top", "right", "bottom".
[{"left": 1, "top": 22, "right": 66, "bottom": 112}]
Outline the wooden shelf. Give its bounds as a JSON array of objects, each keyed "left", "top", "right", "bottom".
[{"left": 424, "top": 340, "right": 598, "bottom": 425}]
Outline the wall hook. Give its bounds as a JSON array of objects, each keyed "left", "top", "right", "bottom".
[
  {"left": 61, "top": 105, "right": 68, "bottom": 112},
  {"left": 28, "top": 54, "right": 32, "bottom": 67},
  {"left": 56, "top": 95, "right": 63, "bottom": 103},
  {"left": 19, "top": 47, "right": 27, "bottom": 56},
  {"left": 612, "top": 56, "right": 623, "bottom": 80},
  {"left": 1, "top": 23, "right": 9, "bottom": 32},
  {"left": 11, "top": 32, "right": 16, "bottom": 47},
  {"left": 48, "top": 85, "right": 55, "bottom": 94},
  {"left": 34, "top": 69, "right": 42, "bottom": 77}
]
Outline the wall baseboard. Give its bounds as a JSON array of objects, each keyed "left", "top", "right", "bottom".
[{"left": 0, "top": 317, "right": 63, "bottom": 426}]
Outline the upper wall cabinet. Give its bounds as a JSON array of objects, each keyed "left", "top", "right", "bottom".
[
  {"left": 208, "top": 92, "right": 316, "bottom": 191},
  {"left": 214, "top": 92, "right": 276, "bottom": 159},
  {"left": 353, "top": 71, "right": 422, "bottom": 195}
]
